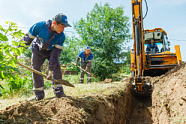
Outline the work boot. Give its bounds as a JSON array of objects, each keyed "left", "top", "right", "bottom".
[
  {"left": 53, "top": 87, "right": 67, "bottom": 98},
  {"left": 29, "top": 96, "right": 44, "bottom": 101},
  {"left": 56, "top": 93, "right": 67, "bottom": 98},
  {"left": 30, "top": 90, "right": 45, "bottom": 101}
]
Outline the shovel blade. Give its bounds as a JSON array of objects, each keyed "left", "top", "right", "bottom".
[{"left": 56, "top": 79, "right": 75, "bottom": 87}]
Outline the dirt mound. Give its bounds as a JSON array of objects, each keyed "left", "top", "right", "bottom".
[
  {"left": 99, "top": 78, "right": 113, "bottom": 83},
  {"left": 151, "top": 63, "right": 186, "bottom": 124},
  {"left": 0, "top": 83, "right": 132, "bottom": 124}
]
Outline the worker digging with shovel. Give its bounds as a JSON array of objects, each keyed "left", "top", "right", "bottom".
[
  {"left": 75, "top": 46, "right": 93, "bottom": 84},
  {"left": 20, "top": 13, "right": 71, "bottom": 101}
]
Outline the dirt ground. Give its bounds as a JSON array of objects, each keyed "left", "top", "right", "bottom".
[
  {"left": 151, "top": 63, "right": 186, "bottom": 124},
  {"left": 0, "top": 82, "right": 132, "bottom": 124},
  {"left": 0, "top": 63, "right": 185, "bottom": 124}
]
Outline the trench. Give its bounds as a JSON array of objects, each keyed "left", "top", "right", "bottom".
[
  {"left": 82, "top": 82, "right": 153, "bottom": 124},
  {"left": 127, "top": 96, "right": 153, "bottom": 124}
]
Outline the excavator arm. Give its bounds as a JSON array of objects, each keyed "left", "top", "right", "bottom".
[
  {"left": 131, "top": 0, "right": 151, "bottom": 95},
  {"left": 132, "top": 0, "right": 144, "bottom": 77}
]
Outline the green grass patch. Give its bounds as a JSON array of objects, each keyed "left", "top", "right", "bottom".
[{"left": 63, "top": 73, "right": 100, "bottom": 84}]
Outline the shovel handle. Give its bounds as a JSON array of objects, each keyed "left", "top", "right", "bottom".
[
  {"left": 17, "top": 62, "right": 57, "bottom": 82},
  {"left": 71, "top": 62, "right": 97, "bottom": 78}
]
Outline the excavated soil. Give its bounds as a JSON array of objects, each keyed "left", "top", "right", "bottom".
[
  {"left": 151, "top": 63, "right": 186, "bottom": 124},
  {"left": 98, "top": 79, "right": 114, "bottom": 83},
  {"left": 0, "top": 83, "right": 132, "bottom": 124},
  {"left": 0, "top": 63, "right": 185, "bottom": 124}
]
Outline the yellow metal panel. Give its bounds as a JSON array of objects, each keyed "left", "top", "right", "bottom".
[
  {"left": 137, "top": 85, "right": 143, "bottom": 91},
  {"left": 144, "top": 28, "right": 167, "bottom": 36},
  {"left": 132, "top": 0, "right": 142, "bottom": 3},
  {"left": 130, "top": 49, "right": 135, "bottom": 71},
  {"left": 163, "top": 57, "right": 177, "bottom": 65},
  {"left": 134, "top": 5, "right": 139, "bottom": 19},
  {"left": 131, "top": 0, "right": 135, "bottom": 3},
  {"left": 175, "top": 45, "right": 182, "bottom": 65}
]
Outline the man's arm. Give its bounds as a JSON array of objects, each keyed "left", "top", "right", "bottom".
[
  {"left": 75, "top": 52, "right": 83, "bottom": 66},
  {"left": 155, "top": 44, "right": 159, "bottom": 52},
  {"left": 48, "top": 33, "right": 65, "bottom": 72},
  {"left": 75, "top": 56, "right": 80, "bottom": 66},
  {"left": 86, "top": 53, "right": 93, "bottom": 70},
  {"left": 146, "top": 44, "right": 151, "bottom": 52},
  {"left": 21, "top": 22, "right": 40, "bottom": 47},
  {"left": 48, "top": 47, "right": 62, "bottom": 71},
  {"left": 22, "top": 33, "right": 34, "bottom": 46}
]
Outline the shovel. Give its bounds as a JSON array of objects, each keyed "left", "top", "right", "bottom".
[
  {"left": 17, "top": 62, "right": 75, "bottom": 87},
  {"left": 71, "top": 62, "right": 97, "bottom": 78}
]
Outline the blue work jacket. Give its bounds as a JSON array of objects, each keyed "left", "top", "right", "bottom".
[
  {"left": 76, "top": 51, "right": 93, "bottom": 67},
  {"left": 22, "top": 20, "right": 65, "bottom": 71}
]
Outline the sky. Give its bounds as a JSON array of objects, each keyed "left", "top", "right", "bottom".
[{"left": 0, "top": 0, "right": 186, "bottom": 61}]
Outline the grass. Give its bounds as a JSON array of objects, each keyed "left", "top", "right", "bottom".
[
  {"left": 0, "top": 81, "right": 129, "bottom": 110},
  {"left": 63, "top": 73, "right": 100, "bottom": 84}
]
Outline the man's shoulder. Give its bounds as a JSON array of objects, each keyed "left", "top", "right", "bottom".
[
  {"left": 34, "top": 21, "right": 46, "bottom": 27},
  {"left": 80, "top": 51, "right": 85, "bottom": 54},
  {"left": 79, "top": 51, "right": 85, "bottom": 56}
]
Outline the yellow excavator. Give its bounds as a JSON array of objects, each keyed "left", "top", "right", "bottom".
[{"left": 130, "top": 0, "right": 182, "bottom": 96}]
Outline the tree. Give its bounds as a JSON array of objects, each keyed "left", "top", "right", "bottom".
[
  {"left": 59, "top": 36, "right": 82, "bottom": 64},
  {"left": 74, "top": 3, "right": 130, "bottom": 80},
  {"left": 58, "top": 35, "right": 84, "bottom": 72}
]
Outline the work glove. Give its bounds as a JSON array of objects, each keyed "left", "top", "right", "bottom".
[{"left": 46, "top": 70, "right": 53, "bottom": 80}]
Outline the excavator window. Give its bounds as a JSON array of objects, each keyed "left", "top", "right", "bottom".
[{"left": 144, "top": 32, "right": 170, "bottom": 53}]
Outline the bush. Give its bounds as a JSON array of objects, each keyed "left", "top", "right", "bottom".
[{"left": 0, "top": 21, "right": 29, "bottom": 96}]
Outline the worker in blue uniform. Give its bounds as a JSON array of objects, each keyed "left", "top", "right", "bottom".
[
  {"left": 76, "top": 47, "right": 93, "bottom": 83},
  {"left": 22, "top": 13, "right": 71, "bottom": 100}
]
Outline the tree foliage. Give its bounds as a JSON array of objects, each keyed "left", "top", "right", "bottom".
[
  {"left": 0, "top": 21, "right": 26, "bottom": 95},
  {"left": 59, "top": 36, "right": 83, "bottom": 65},
  {"left": 74, "top": 3, "right": 130, "bottom": 80}
]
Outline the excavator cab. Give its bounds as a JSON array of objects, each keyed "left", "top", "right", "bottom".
[
  {"left": 144, "top": 28, "right": 170, "bottom": 54},
  {"left": 143, "top": 28, "right": 181, "bottom": 71}
]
